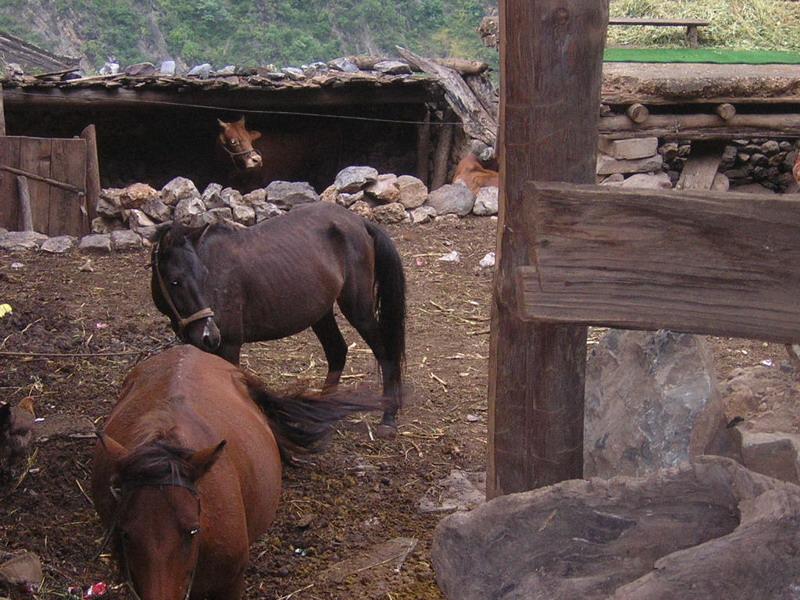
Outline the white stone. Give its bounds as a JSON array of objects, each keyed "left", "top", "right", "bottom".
[
  {"left": 334, "top": 166, "right": 379, "bottom": 193},
  {"left": 202, "top": 183, "right": 226, "bottom": 209},
  {"left": 365, "top": 174, "right": 400, "bottom": 204},
  {"left": 438, "top": 250, "right": 461, "bottom": 263},
  {"left": 173, "top": 197, "right": 207, "bottom": 228},
  {"left": 620, "top": 172, "right": 673, "bottom": 190},
  {"left": 265, "top": 181, "right": 319, "bottom": 209},
  {"left": 472, "top": 186, "right": 498, "bottom": 216},
  {"left": 229, "top": 201, "right": 256, "bottom": 226},
  {"left": 141, "top": 197, "right": 172, "bottom": 222},
  {"left": 596, "top": 153, "right": 664, "bottom": 176},
  {"left": 253, "top": 202, "right": 283, "bottom": 223},
  {"left": 598, "top": 136, "right": 659, "bottom": 160},
  {"left": 111, "top": 230, "right": 143, "bottom": 251},
  {"left": 410, "top": 206, "right": 437, "bottom": 223},
  {"left": 479, "top": 252, "right": 495, "bottom": 269},
  {"left": 203, "top": 207, "right": 233, "bottom": 225},
  {"left": 161, "top": 177, "right": 200, "bottom": 206},
  {"left": 40, "top": 236, "right": 76, "bottom": 254},
  {"left": 78, "top": 234, "right": 112, "bottom": 253},
  {"left": 0, "top": 231, "right": 48, "bottom": 251}
]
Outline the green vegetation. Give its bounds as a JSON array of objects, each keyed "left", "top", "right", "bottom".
[
  {"left": 0, "top": 0, "right": 497, "bottom": 71},
  {"left": 608, "top": 0, "right": 800, "bottom": 52}
]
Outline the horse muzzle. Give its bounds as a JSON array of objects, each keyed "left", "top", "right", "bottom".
[
  {"left": 241, "top": 150, "right": 262, "bottom": 170},
  {"left": 199, "top": 318, "right": 221, "bottom": 352}
]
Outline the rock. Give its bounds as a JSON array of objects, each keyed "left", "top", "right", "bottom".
[
  {"left": 202, "top": 183, "right": 225, "bottom": 209},
  {"left": 0, "top": 231, "right": 48, "bottom": 251},
  {"left": 720, "top": 145, "right": 738, "bottom": 169},
  {"left": 349, "top": 200, "right": 374, "bottom": 220},
  {"left": 620, "top": 172, "right": 673, "bottom": 190},
  {"left": 229, "top": 201, "right": 256, "bottom": 226},
  {"left": 40, "top": 236, "right": 76, "bottom": 254},
  {"left": 711, "top": 173, "right": 730, "bottom": 191},
  {"left": 374, "top": 60, "right": 412, "bottom": 75},
  {"left": 216, "top": 65, "right": 236, "bottom": 76},
  {"left": 124, "top": 62, "right": 156, "bottom": 76},
  {"left": 120, "top": 183, "right": 159, "bottom": 209},
  {"left": 426, "top": 183, "right": 475, "bottom": 217},
  {"left": 220, "top": 187, "right": 243, "bottom": 207},
  {"left": 419, "top": 470, "right": 485, "bottom": 514},
  {"left": 187, "top": 63, "right": 212, "bottom": 78},
  {"left": 338, "top": 191, "right": 365, "bottom": 207},
  {"left": 436, "top": 213, "right": 461, "bottom": 225},
  {"left": 439, "top": 250, "right": 461, "bottom": 263},
  {"left": 739, "top": 431, "right": 800, "bottom": 484},
  {"left": 141, "top": 197, "right": 172, "bottom": 222},
  {"left": 253, "top": 202, "right": 283, "bottom": 223},
  {"left": 111, "top": 230, "right": 143, "bottom": 251},
  {"left": 0, "top": 228, "right": 6, "bottom": 236},
  {"left": 585, "top": 330, "right": 726, "bottom": 478},
  {"left": 334, "top": 166, "right": 379, "bottom": 193},
  {"left": 396, "top": 175, "right": 428, "bottom": 209},
  {"left": 128, "top": 209, "right": 156, "bottom": 233},
  {"left": 203, "top": 207, "right": 233, "bottom": 225},
  {"left": 599, "top": 137, "right": 659, "bottom": 160},
  {"left": 327, "top": 57, "right": 359, "bottom": 73},
  {"left": 479, "top": 252, "right": 496, "bottom": 269},
  {"left": 596, "top": 153, "right": 664, "bottom": 176},
  {"left": 432, "top": 456, "right": 800, "bottom": 600},
  {"left": 365, "top": 174, "right": 400, "bottom": 204},
  {"left": 410, "top": 205, "right": 437, "bottom": 223},
  {"left": 0, "top": 551, "right": 44, "bottom": 591},
  {"left": 265, "top": 181, "right": 319, "bottom": 209},
  {"left": 137, "top": 226, "right": 160, "bottom": 243},
  {"left": 761, "top": 140, "right": 781, "bottom": 155},
  {"left": 320, "top": 184, "right": 339, "bottom": 204},
  {"left": 242, "top": 189, "right": 267, "bottom": 206},
  {"left": 372, "top": 202, "right": 407, "bottom": 224},
  {"left": 173, "top": 197, "right": 207, "bottom": 227},
  {"left": 78, "top": 234, "right": 112, "bottom": 253},
  {"left": 472, "top": 186, "right": 498, "bottom": 215},
  {"left": 282, "top": 67, "right": 305, "bottom": 80},
  {"left": 162, "top": 177, "right": 200, "bottom": 206},
  {"left": 159, "top": 60, "right": 176, "bottom": 76},
  {"left": 96, "top": 189, "right": 125, "bottom": 218}
]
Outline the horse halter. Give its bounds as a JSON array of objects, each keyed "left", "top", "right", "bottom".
[
  {"left": 152, "top": 239, "right": 215, "bottom": 334},
  {"left": 219, "top": 140, "right": 261, "bottom": 170}
]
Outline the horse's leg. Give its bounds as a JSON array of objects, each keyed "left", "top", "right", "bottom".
[
  {"left": 338, "top": 295, "right": 400, "bottom": 436},
  {"left": 311, "top": 309, "right": 348, "bottom": 392}
]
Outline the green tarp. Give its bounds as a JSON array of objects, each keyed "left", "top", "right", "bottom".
[{"left": 604, "top": 48, "right": 800, "bottom": 64}]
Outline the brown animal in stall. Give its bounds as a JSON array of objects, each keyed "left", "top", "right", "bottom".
[
  {"left": 215, "top": 116, "right": 339, "bottom": 192},
  {"left": 452, "top": 152, "right": 499, "bottom": 194},
  {"left": 0, "top": 397, "right": 35, "bottom": 474},
  {"left": 793, "top": 150, "right": 800, "bottom": 187},
  {"left": 92, "top": 345, "right": 379, "bottom": 600}
]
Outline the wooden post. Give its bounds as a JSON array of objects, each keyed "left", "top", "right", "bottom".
[
  {"left": 80, "top": 124, "right": 101, "bottom": 232},
  {"left": 488, "top": 0, "right": 608, "bottom": 498},
  {"left": 0, "top": 85, "right": 5, "bottom": 136},
  {"left": 416, "top": 108, "right": 431, "bottom": 186},
  {"left": 17, "top": 176, "right": 33, "bottom": 231},
  {"left": 431, "top": 109, "right": 454, "bottom": 191}
]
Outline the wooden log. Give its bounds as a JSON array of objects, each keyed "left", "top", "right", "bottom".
[
  {"left": 488, "top": 1, "right": 608, "bottom": 498},
  {"left": 17, "top": 176, "right": 32, "bottom": 231},
  {"left": 396, "top": 46, "right": 497, "bottom": 146},
  {"left": 626, "top": 103, "right": 649, "bottom": 124},
  {"left": 600, "top": 113, "right": 800, "bottom": 140},
  {"left": 0, "top": 164, "right": 84, "bottom": 195},
  {"left": 517, "top": 182, "right": 800, "bottom": 343},
  {"left": 464, "top": 74, "right": 499, "bottom": 123},
  {"left": 676, "top": 141, "right": 723, "bottom": 191},
  {"left": 431, "top": 109, "right": 454, "bottom": 191},
  {"left": 416, "top": 109, "right": 431, "bottom": 186},
  {"left": 80, "top": 124, "right": 101, "bottom": 231},
  {"left": 434, "top": 58, "right": 489, "bottom": 76},
  {"left": 715, "top": 103, "right": 736, "bottom": 121}
]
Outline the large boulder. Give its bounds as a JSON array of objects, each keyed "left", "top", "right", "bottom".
[
  {"left": 334, "top": 166, "right": 378, "bottom": 193},
  {"left": 265, "top": 181, "right": 319, "bottom": 209},
  {"left": 119, "top": 183, "right": 159, "bottom": 209},
  {"left": 173, "top": 197, "right": 207, "bottom": 228},
  {"left": 396, "top": 175, "right": 428, "bottom": 209},
  {"left": 0, "top": 231, "right": 48, "bottom": 251},
  {"left": 111, "top": 230, "right": 143, "bottom": 251},
  {"left": 372, "top": 202, "right": 407, "bottom": 225},
  {"left": 433, "top": 457, "right": 800, "bottom": 600},
  {"left": 426, "top": 183, "right": 475, "bottom": 217},
  {"left": 585, "top": 330, "right": 727, "bottom": 478},
  {"left": 161, "top": 177, "right": 200, "bottom": 206},
  {"left": 472, "top": 186, "right": 499, "bottom": 216},
  {"left": 365, "top": 174, "right": 400, "bottom": 204},
  {"left": 40, "top": 236, "right": 76, "bottom": 254}
]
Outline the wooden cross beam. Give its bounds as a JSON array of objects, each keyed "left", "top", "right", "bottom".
[{"left": 517, "top": 183, "right": 800, "bottom": 344}]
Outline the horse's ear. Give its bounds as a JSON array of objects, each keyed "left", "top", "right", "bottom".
[
  {"left": 217, "top": 118, "right": 229, "bottom": 130},
  {"left": 97, "top": 432, "right": 129, "bottom": 463},
  {"left": 188, "top": 440, "right": 226, "bottom": 478},
  {"left": 235, "top": 115, "right": 246, "bottom": 126}
]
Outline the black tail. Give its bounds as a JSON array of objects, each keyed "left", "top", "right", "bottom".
[
  {"left": 364, "top": 221, "right": 407, "bottom": 370},
  {"left": 243, "top": 373, "right": 381, "bottom": 463}
]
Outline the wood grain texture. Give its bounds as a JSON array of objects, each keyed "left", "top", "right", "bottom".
[
  {"left": 488, "top": 0, "right": 608, "bottom": 498},
  {"left": 517, "top": 182, "right": 800, "bottom": 343},
  {"left": 18, "top": 137, "right": 52, "bottom": 235},
  {"left": 0, "top": 136, "right": 21, "bottom": 228},
  {"left": 81, "top": 124, "right": 101, "bottom": 230},
  {"left": 676, "top": 141, "right": 722, "bottom": 190},
  {"left": 49, "top": 138, "right": 86, "bottom": 236},
  {"left": 600, "top": 113, "right": 800, "bottom": 140}
]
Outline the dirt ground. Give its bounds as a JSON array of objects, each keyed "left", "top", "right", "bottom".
[{"left": 0, "top": 217, "right": 786, "bottom": 599}]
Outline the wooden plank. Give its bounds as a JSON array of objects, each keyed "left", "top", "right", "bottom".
[
  {"left": 608, "top": 17, "right": 709, "bottom": 26},
  {"left": 488, "top": 1, "right": 608, "bottom": 498},
  {"left": 676, "top": 141, "right": 722, "bottom": 190},
  {"left": 600, "top": 113, "right": 800, "bottom": 140},
  {"left": 17, "top": 176, "right": 32, "bottom": 231},
  {"left": 81, "top": 124, "right": 101, "bottom": 231},
  {"left": 517, "top": 182, "right": 800, "bottom": 343},
  {"left": 0, "top": 136, "right": 21, "bottom": 229},
  {"left": 49, "top": 138, "right": 86, "bottom": 236},
  {"left": 396, "top": 46, "right": 497, "bottom": 146},
  {"left": 18, "top": 137, "right": 52, "bottom": 234}
]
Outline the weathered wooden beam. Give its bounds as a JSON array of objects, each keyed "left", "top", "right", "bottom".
[
  {"left": 431, "top": 110, "right": 454, "bottom": 191},
  {"left": 80, "top": 124, "right": 101, "bottom": 231},
  {"left": 676, "top": 141, "right": 723, "bottom": 190},
  {"left": 0, "top": 164, "right": 84, "bottom": 195},
  {"left": 517, "top": 182, "right": 800, "bottom": 343},
  {"left": 488, "top": 1, "right": 608, "bottom": 498},
  {"left": 600, "top": 113, "right": 800, "bottom": 140},
  {"left": 0, "top": 85, "right": 5, "bottom": 136},
  {"left": 396, "top": 46, "right": 496, "bottom": 146},
  {"left": 17, "top": 176, "right": 32, "bottom": 231},
  {"left": 416, "top": 109, "right": 431, "bottom": 186}
]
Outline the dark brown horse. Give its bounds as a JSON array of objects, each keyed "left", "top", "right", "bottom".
[
  {"left": 151, "top": 201, "right": 406, "bottom": 432},
  {"left": 92, "top": 345, "right": 378, "bottom": 600}
]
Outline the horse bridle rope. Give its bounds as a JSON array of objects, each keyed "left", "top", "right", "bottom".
[
  {"left": 219, "top": 141, "right": 261, "bottom": 170},
  {"left": 152, "top": 240, "right": 215, "bottom": 334}
]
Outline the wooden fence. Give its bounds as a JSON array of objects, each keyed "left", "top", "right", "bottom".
[{"left": 0, "top": 126, "right": 100, "bottom": 237}]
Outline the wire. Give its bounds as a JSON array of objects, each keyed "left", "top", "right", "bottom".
[{"left": 3, "top": 88, "right": 468, "bottom": 127}]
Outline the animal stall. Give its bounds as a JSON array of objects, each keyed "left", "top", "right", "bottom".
[
  {"left": 0, "top": 91, "right": 100, "bottom": 237},
  {"left": 488, "top": 0, "right": 800, "bottom": 497}
]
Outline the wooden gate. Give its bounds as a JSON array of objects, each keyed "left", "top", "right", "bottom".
[{"left": 0, "top": 126, "right": 100, "bottom": 237}]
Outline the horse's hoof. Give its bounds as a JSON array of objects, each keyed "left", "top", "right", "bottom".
[{"left": 375, "top": 424, "right": 397, "bottom": 439}]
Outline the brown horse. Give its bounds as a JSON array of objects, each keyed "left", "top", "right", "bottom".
[
  {"left": 215, "top": 116, "right": 340, "bottom": 192},
  {"left": 151, "top": 201, "right": 406, "bottom": 432},
  {"left": 92, "top": 345, "right": 378, "bottom": 600},
  {"left": 452, "top": 152, "right": 499, "bottom": 194}
]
